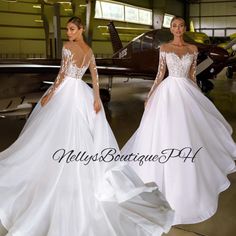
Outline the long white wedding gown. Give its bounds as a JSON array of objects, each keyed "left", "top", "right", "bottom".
[
  {"left": 0, "top": 42, "right": 174, "bottom": 236},
  {"left": 122, "top": 43, "right": 236, "bottom": 225}
]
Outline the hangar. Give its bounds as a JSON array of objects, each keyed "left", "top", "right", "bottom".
[{"left": 0, "top": 1, "right": 236, "bottom": 236}]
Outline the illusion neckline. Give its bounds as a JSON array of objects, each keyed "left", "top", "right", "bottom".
[
  {"left": 161, "top": 51, "right": 197, "bottom": 60},
  {"left": 63, "top": 47, "right": 91, "bottom": 69}
]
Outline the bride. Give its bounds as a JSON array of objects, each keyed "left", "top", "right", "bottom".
[
  {"left": 122, "top": 16, "right": 236, "bottom": 225},
  {"left": 0, "top": 17, "right": 174, "bottom": 236}
]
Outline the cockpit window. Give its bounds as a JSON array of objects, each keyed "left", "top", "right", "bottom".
[
  {"left": 132, "top": 38, "right": 141, "bottom": 53},
  {"left": 154, "top": 29, "right": 173, "bottom": 43},
  {"left": 141, "top": 32, "right": 154, "bottom": 50}
]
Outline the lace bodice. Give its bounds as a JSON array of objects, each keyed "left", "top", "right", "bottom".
[
  {"left": 147, "top": 43, "right": 198, "bottom": 99},
  {"left": 45, "top": 41, "right": 99, "bottom": 100},
  {"left": 62, "top": 48, "right": 88, "bottom": 79},
  {"left": 164, "top": 52, "right": 197, "bottom": 78}
]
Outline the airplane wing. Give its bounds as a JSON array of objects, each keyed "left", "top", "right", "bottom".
[
  {"left": 0, "top": 53, "right": 218, "bottom": 120},
  {"left": 0, "top": 62, "right": 155, "bottom": 78},
  {"left": 0, "top": 63, "right": 60, "bottom": 73}
]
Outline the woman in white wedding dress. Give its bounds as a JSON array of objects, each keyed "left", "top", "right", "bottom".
[
  {"left": 0, "top": 17, "right": 174, "bottom": 236},
  {"left": 122, "top": 16, "right": 236, "bottom": 225}
]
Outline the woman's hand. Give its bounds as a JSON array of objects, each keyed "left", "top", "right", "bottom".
[
  {"left": 41, "top": 92, "right": 53, "bottom": 107},
  {"left": 94, "top": 99, "right": 101, "bottom": 113}
]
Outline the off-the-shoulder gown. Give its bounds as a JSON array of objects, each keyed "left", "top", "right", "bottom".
[{"left": 122, "top": 44, "right": 236, "bottom": 225}]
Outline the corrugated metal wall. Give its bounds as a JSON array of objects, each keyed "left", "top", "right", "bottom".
[{"left": 190, "top": 0, "right": 236, "bottom": 36}]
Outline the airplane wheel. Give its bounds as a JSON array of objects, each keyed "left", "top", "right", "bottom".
[
  {"left": 100, "top": 88, "right": 111, "bottom": 103},
  {"left": 226, "top": 66, "right": 233, "bottom": 79},
  {"left": 86, "top": 83, "right": 111, "bottom": 103}
]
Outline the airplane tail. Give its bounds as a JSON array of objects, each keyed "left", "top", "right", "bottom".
[
  {"left": 107, "top": 21, "right": 123, "bottom": 53},
  {"left": 190, "top": 20, "right": 195, "bottom": 32}
]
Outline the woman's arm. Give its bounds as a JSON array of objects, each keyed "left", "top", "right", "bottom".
[
  {"left": 41, "top": 46, "right": 69, "bottom": 106},
  {"left": 145, "top": 46, "right": 167, "bottom": 105},
  {"left": 89, "top": 51, "right": 101, "bottom": 113},
  {"left": 189, "top": 45, "right": 198, "bottom": 83}
]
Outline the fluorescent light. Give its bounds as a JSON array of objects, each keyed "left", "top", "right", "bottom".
[
  {"left": 64, "top": 8, "right": 72, "bottom": 11},
  {"left": 101, "top": 33, "right": 137, "bottom": 37},
  {"left": 34, "top": 19, "right": 43, "bottom": 23},
  {"left": 1, "top": 0, "right": 17, "bottom": 2},
  {"left": 58, "top": 1, "right": 71, "bottom": 4},
  {"left": 33, "top": 5, "right": 41, "bottom": 9},
  {"left": 97, "top": 25, "right": 150, "bottom": 31}
]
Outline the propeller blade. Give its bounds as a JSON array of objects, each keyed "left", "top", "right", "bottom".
[{"left": 224, "top": 38, "right": 236, "bottom": 50}]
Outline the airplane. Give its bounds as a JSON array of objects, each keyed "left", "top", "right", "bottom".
[
  {"left": 105, "top": 22, "right": 232, "bottom": 93},
  {"left": 221, "top": 37, "right": 236, "bottom": 79},
  {"left": 0, "top": 21, "right": 234, "bottom": 118},
  {"left": 190, "top": 32, "right": 236, "bottom": 79},
  {"left": 226, "top": 55, "right": 236, "bottom": 79}
]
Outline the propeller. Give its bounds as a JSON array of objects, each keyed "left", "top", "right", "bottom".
[{"left": 224, "top": 38, "right": 236, "bottom": 51}]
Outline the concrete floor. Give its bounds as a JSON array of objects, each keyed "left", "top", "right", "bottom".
[{"left": 0, "top": 71, "right": 236, "bottom": 235}]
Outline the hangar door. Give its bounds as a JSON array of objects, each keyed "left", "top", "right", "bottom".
[{"left": 189, "top": 0, "right": 236, "bottom": 37}]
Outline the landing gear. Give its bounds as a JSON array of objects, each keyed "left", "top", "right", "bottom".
[
  {"left": 226, "top": 66, "right": 233, "bottom": 79},
  {"left": 197, "top": 79, "right": 214, "bottom": 93},
  {"left": 86, "top": 83, "right": 111, "bottom": 103},
  {"left": 100, "top": 88, "right": 111, "bottom": 103}
]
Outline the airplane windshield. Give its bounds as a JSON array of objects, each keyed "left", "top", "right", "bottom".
[
  {"left": 154, "top": 29, "right": 173, "bottom": 43},
  {"left": 142, "top": 33, "right": 153, "bottom": 50}
]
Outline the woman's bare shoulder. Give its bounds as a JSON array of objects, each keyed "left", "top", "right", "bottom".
[
  {"left": 63, "top": 41, "right": 73, "bottom": 49},
  {"left": 186, "top": 43, "right": 198, "bottom": 53},
  {"left": 62, "top": 41, "right": 92, "bottom": 56},
  {"left": 85, "top": 44, "right": 93, "bottom": 55},
  {"left": 160, "top": 43, "right": 170, "bottom": 51}
]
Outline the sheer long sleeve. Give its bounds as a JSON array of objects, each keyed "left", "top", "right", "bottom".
[
  {"left": 189, "top": 52, "right": 198, "bottom": 83},
  {"left": 45, "top": 47, "right": 69, "bottom": 97},
  {"left": 147, "top": 50, "right": 167, "bottom": 100},
  {"left": 89, "top": 53, "right": 100, "bottom": 100}
]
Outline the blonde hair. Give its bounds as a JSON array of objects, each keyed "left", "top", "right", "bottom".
[{"left": 170, "top": 16, "right": 185, "bottom": 27}]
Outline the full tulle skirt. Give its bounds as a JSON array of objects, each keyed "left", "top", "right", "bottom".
[
  {"left": 0, "top": 77, "right": 174, "bottom": 236},
  {"left": 122, "top": 76, "right": 236, "bottom": 225}
]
